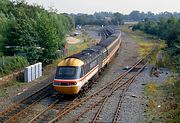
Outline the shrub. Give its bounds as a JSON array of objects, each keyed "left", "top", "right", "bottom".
[{"left": 0, "top": 56, "right": 29, "bottom": 77}]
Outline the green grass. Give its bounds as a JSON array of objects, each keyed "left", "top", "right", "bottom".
[
  {"left": 122, "top": 25, "right": 166, "bottom": 65},
  {"left": 0, "top": 56, "right": 29, "bottom": 77}
]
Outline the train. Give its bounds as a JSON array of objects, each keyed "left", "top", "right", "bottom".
[{"left": 53, "top": 27, "right": 122, "bottom": 94}]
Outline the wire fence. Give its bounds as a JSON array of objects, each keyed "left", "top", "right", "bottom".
[{"left": 0, "top": 56, "right": 15, "bottom": 67}]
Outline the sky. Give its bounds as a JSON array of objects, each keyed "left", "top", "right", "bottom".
[{"left": 25, "top": 0, "right": 180, "bottom": 14}]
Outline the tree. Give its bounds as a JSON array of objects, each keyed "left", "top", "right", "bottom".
[
  {"left": 1, "top": 1, "right": 73, "bottom": 64},
  {"left": 112, "top": 12, "right": 124, "bottom": 25},
  {"left": 129, "top": 11, "right": 142, "bottom": 21}
]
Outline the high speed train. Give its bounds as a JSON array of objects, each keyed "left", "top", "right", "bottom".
[{"left": 53, "top": 28, "right": 121, "bottom": 94}]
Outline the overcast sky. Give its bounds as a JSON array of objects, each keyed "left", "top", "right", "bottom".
[{"left": 25, "top": 0, "right": 180, "bottom": 14}]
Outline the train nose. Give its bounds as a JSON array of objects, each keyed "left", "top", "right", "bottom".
[{"left": 54, "top": 85, "right": 79, "bottom": 95}]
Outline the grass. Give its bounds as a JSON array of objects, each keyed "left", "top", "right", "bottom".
[
  {"left": 122, "top": 25, "right": 177, "bottom": 72},
  {"left": 144, "top": 76, "right": 180, "bottom": 122},
  {"left": 0, "top": 88, "right": 7, "bottom": 97},
  {"left": 122, "top": 25, "right": 155, "bottom": 56},
  {"left": 122, "top": 25, "right": 166, "bottom": 66},
  {"left": 0, "top": 56, "right": 29, "bottom": 77}
]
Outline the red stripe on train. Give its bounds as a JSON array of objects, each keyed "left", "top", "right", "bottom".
[{"left": 54, "top": 65, "right": 98, "bottom": 83}]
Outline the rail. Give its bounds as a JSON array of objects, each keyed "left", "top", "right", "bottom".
[{"left": 48, "top": 52, "right": 151, "bottom": 123}]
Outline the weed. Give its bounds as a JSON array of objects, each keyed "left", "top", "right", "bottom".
[
  {"left": 144, "top": 77, "right": 180, "bottom": 122},
  {"left": 0, "top": 88, "right": 7, "bottom": 97},
  {"left": 0, "top": 56, "right": 29, "bottom": 77},
  {"left": 145, "top": 83, "right": 157, "bottom": 93}
]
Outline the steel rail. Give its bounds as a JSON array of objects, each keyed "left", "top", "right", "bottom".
[
  {"left": 28, "top": 97, "right": 78, "bottom": 123},
  {"left": 112, "top": 62, "right": 148, "bottom": 123},
  {"left": 72, "top": 63, "right": 147, "bottom": 123},
  {"left": 0, "top": 83, "right": 52, "bottom": 116},
  {"left": 28, "top": 99, "right": 59, "bottom": 123},
  {"left": 56, "top": 97, "right": 79, "bottom": 116},
  {"left": 3, "top": 90, "right": 55, "bottom": 123},
  {"left": 48, "top": 55, "right": 148, "bottom": 123}
]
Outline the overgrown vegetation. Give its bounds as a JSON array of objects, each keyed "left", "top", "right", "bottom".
[
  {"left": 130, "top": 17, "right": 180, "bottom": 122},
  {"left": 144, "top": 77, "right": 180, "bottom": 122},
  {"left": 121, "top": 25, "right": 166, "bottom": 63},
  {"left": 0, "top": 0, "right": 74, "bottom": 65},
  {"left": 0, "top": 56, "right": 29, "bottom": 77},
  {"left": 133, "top": 17, "right": 180, "bottom": 72}
]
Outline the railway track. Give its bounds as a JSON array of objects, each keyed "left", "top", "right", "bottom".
[
  {"left": 27, "top": 97, "right": 79, "bottom": 123},
  {"left": 0, "top": 83, "right": 54, "bottom": 123},
  {"left": 47, "top": 52, "right": 151, "bottom": 123},
  {"left": 0, "top": 45, "right": 155, "bottom": 123},
  {"left": 93, "top": 63, "right": 147, "bottom": 123}
]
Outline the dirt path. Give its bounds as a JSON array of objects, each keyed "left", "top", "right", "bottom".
[{"left": 67, "top": 37, "right": 82, "bottom": 44}]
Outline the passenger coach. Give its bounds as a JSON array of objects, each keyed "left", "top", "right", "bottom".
[{"left": 53, "top": 29, "right": 121, "bottom": 94}]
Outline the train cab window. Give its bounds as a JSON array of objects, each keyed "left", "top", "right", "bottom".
[{"left": 55, "top": 66, "right": 80, "bottom": 79}]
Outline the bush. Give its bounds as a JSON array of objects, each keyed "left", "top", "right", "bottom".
[
  {"left": 1, "top": 0, "right": 74, "bottom": 64},
  {"left": 0, "top": 56, "right": 29, "bottom": 77}
]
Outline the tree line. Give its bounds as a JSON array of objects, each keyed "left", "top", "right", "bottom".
[
  {"left": 71, "top": 11, "right": 180, "bottom": 26},
  {"left": 124, "top": 11, "right": 180, "bottom": 21},
  {"left": 71, "top": 12, "right": 124, "bottom": 26},
  {"left": 132, "top": 17, "right": 180, "bottom": 72},
  {"left": 0, "top": 0, "right": 74, "bottom": 64}
]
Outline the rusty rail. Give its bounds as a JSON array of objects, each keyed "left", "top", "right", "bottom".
[
  {"left": 0, "top": 83, "right": 53, "bottom": 123},
  {"left": 48, "top": 54, "right": 149, "bottom": 123}
]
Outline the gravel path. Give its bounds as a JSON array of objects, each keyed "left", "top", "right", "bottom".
[{"left": 119, "top": 65, "right": 170, "bottom": 123}]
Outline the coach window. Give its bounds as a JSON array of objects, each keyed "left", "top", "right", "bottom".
[
  {"left": 80, "top": 66, "right": 84, "bottom": 78},
  {"left": 90, "top": 60, "right": 97, "bottom": 69},
  {"left": 102, "top": 53, "right": 105, "bottom": 60},
  {"left": 105, "top": 50, "right": 108, "bottom": 57}
]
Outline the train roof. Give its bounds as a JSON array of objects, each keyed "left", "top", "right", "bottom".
[
  {"left": 98, "top": 35, "right": 118, "bottom": 48},
  {"left": 68, "top": 45, "right": 105, "bottom": 64}
]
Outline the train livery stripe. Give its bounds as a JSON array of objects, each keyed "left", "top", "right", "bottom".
[{"left": 54, "top": 65, "right": 99, "bottom": 83}]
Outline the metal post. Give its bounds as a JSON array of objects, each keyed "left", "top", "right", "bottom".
[{"left": 2, "top": 56, "right": 4, "bottom": 66}]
